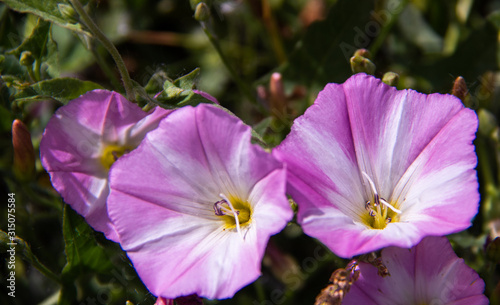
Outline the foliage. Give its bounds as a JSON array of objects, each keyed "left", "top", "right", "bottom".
[{"left": 0, "top": 0, "right": 499, "bottom": 304}]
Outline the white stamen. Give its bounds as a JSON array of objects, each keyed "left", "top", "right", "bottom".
[
  {"left": 362, "top": 171, "right": 401, "bottom": 214},
  {"left": 380, "top": 198, "right": 402, "bottom": 214},
  {"left": 219, "top": 193, "right": 243, "bottom": 239},
  {"left": 361, "top": 171, "right": 378, "bottom": 198}
]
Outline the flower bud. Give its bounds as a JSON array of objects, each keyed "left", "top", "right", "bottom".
[
  {"left": 350, "top": 54, "right": 375, "bottom": 75},
  {"left": 451, "top": 76, "right": 468, "bottom": 101},
  {"left": 194, "top": 3, "right": 210, "bottom": 22},
  {"left": 382, "top": 72, "right": 399, "bottom": 87},
  {"left": 12, "top": 119, "right": 35, "bottom": 181},
  {"left": 270, "top": 72, "right": 287, "bottom": 117},
  {"left": 58, "top": 3, "right": 79, "bottom": 24},
  {"left": 19, "top": 51, "right": 34, "bottom": 67},
  {"left": 353, "top": 48, "right": 372, "bottom": 59}
]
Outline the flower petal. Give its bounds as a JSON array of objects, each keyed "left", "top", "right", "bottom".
[
  {"left": 41, "top": 89, "right": 169, "bottom": 241},
  {"left": 108, "top": 104, "right": 291, "bottom": 299},
  {"left": 343, "top": 236, "right": 488, "bottom": 305},
  {"left": 276, "top": 74, "right": 479, "bottom": 257}
]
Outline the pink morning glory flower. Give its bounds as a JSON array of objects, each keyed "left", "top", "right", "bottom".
[
  {"left": 275, "top": 73, "right": 479, "bottom": 258},
  {"left": 107, "top": 103, "right": 293, "bottom": 299},
  {"left": 343, "top": 236, "right": 488, "bottom": 305},
  {"left": 40, "top": 89, "right": 171, "bottom": 241}
]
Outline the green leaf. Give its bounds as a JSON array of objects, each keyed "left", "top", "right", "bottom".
[
  {"left": 173, "top": 67, "right": 200, "bottom": 90},
  {"left": 252, "top": 117, "right": 273, "bottom": 138},
  {"left": 8, "top": 18, "right": 51, "bottom": 60},
  {"left": 62, "top": 205, "right": 113, "bottom": 277},
  {"left": 2, "top": 0, "right": 90, "bottom": 36},
  {"left": 279, "top": 0, "right": 374, "bottom": 87},
  {"left": 13, "top": 77, "right": 103, "bottom": 104},
  {"left": 0, "top": 54, "right": 29, "bottom": 80},
  {"left": 155, "top": 68, "right": 215, "bottom": 108}
]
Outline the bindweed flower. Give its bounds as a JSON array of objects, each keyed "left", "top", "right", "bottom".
[
  {"left": 107, "top": 103, "right": 293, "bottom": 299},
  {"left": 40, "top": 89, "right": 170, "bottom": 241},
  {"left": 275, "top": 73, "right": 479, "bottom": 258},
  {"left": 342, "top": 236, "right": 488, "bottom": 305}
]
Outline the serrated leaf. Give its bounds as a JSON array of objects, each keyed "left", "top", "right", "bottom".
[
  {"left": 2, "top": 0, "right": 90, "bottom": 36},
  {"left": 13, "top": 77, "right": 102, "bottom": 104},
  {"left": 62, "top": 205, "right": 113, "bottom": 276},
  {"left": 279, "top": 0, "right": 374, "bottom": 87}
]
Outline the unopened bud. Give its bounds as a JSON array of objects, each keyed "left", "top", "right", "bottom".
[
  {"left": 451, "top": 76, "right": 468, "bottom": 101},
  {"left": 382, "top": 72, "right": 399, "bottom": 86},
  {"left": 270, "top": 72, "right": 287, "bottom": 117},
  {"left": 194, "top": 3, "right": 210, "bottom": 22},
  {"left": 154, "top": 297, "right": 169, "bottom": 305},
  {"left": 19, "top": 51, "right": 34, "bottom": 67},
  {"left": 58, "top": 3, "right": 79, "bottom": 24},
  {"left": 353, "top": 48, "right": 372, "bottom": 59},
  {"left": 12, "top": 119, "right": 35, "bottom": 181},
  {"left": 350, "top": 55, "right": 375, "bottom": 75}
]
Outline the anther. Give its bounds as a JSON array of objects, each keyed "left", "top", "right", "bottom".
[
  {"left": 219, "top": 193, "right": 243, "bottom": 239},
  {"left": 213, "top": 200, "right": 225, "bottom": 216}
]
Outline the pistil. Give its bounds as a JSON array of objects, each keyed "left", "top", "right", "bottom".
[
  {"left": 361, "top": 172, "right": 401, "bottom": 229},
  {"left": 213, "top": 193, "right": 252, "bottom": 239}
]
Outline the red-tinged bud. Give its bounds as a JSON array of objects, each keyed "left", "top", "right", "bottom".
[
  {"left": 270, "top": 72, "right": 287, "bottom": 117},
  {"left": 353, "top": 48, "right": 372, "bottom": 59},
  {"left": 451, "top": 76, "right": 468, "bottom": 101},
  {"left": 154, "top": 297, "right": 173, "bottom": 305},
  {"left": 12, "top": 119, "right": 35, "bottom": 181}
]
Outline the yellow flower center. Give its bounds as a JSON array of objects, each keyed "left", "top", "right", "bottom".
[
  {"left": 360, "top": 172, "right": 402, "bottom": 230},
  {"left": 100, "top": 144, "right": 133, "bottom": 170},
  {"left": 213, "top": 194, "right": 252, "bottom": 234}
]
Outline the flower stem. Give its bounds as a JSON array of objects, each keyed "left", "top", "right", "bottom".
[
  {"left": 69, "top": 0, "right": 134, "bottom": 101},
  {"left": 16, "top": 236, "right": 62, "bottom": 284}
]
